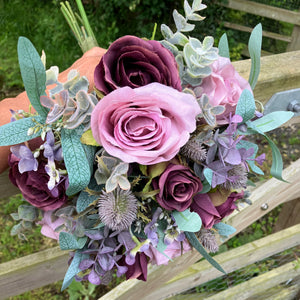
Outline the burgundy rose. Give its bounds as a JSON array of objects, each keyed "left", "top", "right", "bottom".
[
  {"left": 94, "top": 35, "right": 182, "bottom": 95},
  {"left": 8, "top": 154, "right": 68, "bottom": 211},
  {"left": 122, "top": 252, "right": 148, "bottom": 281},
  {"left": 153, "top": 163, "right": 203, "bottom": 212},
  {"left": 191, "top": 191, "right": 244, "bottom": 228}
]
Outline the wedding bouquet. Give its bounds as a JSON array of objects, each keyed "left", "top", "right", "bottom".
[{"left": 0, "top": 0, "right": 294, "bottom": 290}]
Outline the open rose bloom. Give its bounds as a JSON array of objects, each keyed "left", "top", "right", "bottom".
[{"left": 1, "top": 1, "right": 288, "bottom": 291}]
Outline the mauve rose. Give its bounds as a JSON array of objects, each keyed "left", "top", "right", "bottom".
[
  {"left": 153, "top": 163, "right": 203, "bottom": 211},
  {"left": 200, "top": 56, "right": 252, "bottom": 123},
  {"left": 94, "top": 35, "right": 182, "bottom": 95},
  {"left": 145, "top": 239, "right": 192, "bottom": 266},
  {"left": 8, "top": 154, "right": 68, "bottom": 211},
  {"left": 91, "top": 83, "right": 200, "bottom": 165},
  {"left": 191, "top": 191, "right": 244, "bottom": 228}
]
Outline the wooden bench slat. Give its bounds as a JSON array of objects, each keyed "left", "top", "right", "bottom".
[{"left": 219, "top": 0, "right": 300, "bottom": 26}]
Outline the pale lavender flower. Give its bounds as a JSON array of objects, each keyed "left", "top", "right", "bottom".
[
  {"left": 10, "top": 145, "right": 38, "bottom": 173},
  {"left": 144, "top": 207, "right": 162, "bottom": 247}
]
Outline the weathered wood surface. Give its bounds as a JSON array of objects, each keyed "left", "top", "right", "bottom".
[
  {"left": 274, "top": 198, "right": 300, "bottom": 232},
  {"left": 219, "top": 0, "right": 300, "bottom": 26},
  {"left": 163, "top": 224, "right": 300, "bottom": 296},
  {"left": 198, "top": 260, "right": 300, "bottom": 300},
  {"left": 0, "top": 247, "right": 68, "bottom": 300},
  {"left": 169, "top": 265, "right": 300, "bottom": 300},
  {"left": 99, "top": 158, "right": 300, "bottom": 300},
  {"left": 221, "top": 21, "right": 292, "bottom": 43},
  {"left": 233, "top": 50, "right": 300, "bottom": 105}
]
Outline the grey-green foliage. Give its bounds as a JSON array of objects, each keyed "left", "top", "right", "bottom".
[
  {"left": 160, "top": 0, "right": 219, "bottom": 87},
  {"left": 10, "top": 204, "right": 39, "bottom": 240}
]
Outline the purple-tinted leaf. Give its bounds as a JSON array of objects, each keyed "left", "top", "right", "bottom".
[
  {"left": 225, "top": 148, "right": 242, "bottom": 165},
  {"left": 116, "top": 265, "right": 128, "bottom": 277},
  {"left": 98, "top": 254, "right": 115, "bottom": 271},
  {"left": 79, "top": 259, "right": 95, "bottom": 271},
  {"left": 88, "top": 269, "right": 101, "bottom": 285},
  {"left": 99, "top": 246, "right": 115, "bottom": 254},
  {"left": 84, "top": 229, "right": 104, "bottom": 240},
  {"left": 118, "top": 231, "right": 136, "bottom": 251}
]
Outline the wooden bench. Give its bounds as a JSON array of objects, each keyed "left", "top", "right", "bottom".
[
  {"left": 217, "top": 0, "right": 300, "bottom": 53},
  {"left": 1, "top": 50, "right": 300, "bottom": 299}
]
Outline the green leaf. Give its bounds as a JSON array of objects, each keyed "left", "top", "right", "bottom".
[
  {"left": 172, "top": 209, "right": 202, "bottom": 232},
  {"left": 213, "top": 222, "right": 236, "bottom": 238},
  {"left": 248, "top": 24, "right": 262, "bottom": 90},
  {"left": 203, "top": 168, "right": 213, "bottom": 186},
  {"left": 218, "top": 33, "right": 230, "bottom": 59},
  {"left": 61, "top": 127, "right": 92, "bottom": 196},
  {"left": 251, "top": 111, "right": 294, "bottom": 133},
  {"left": 235, "top": 89, "right": 256, "bottom": 123},
  {"left": 59, "top": 232, "right": 87, "bottom": 250},
  {"left": 0, "top": 116, "right": 43, "bottom": 146},
  {"left": 17, "top": 37, "right": 48, "bottom": 118},
  {"left": 61, "top": 250, "right": 89, "bottom": 291},
  {"left": 185, "top": 232, "right": 226, "bottom": 274},
  {"left": 247, "top": 122, "right": 285, "bottom": 181}
]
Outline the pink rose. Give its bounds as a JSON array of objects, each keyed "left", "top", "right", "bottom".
[
  {"left": 191, "top": 191, "right": 244, "bottom": 228},
  {"left": 145, "top": 239, "right": 192, "bottom": 266},
  {"left": 200, "top": 56, "right": 252, "bottom": 123},
  {"left": 91, "top": 83, "right": 200, "bottom": 165},
  {"left": 153, "top": 163, "right": 203, "bottom": 211}
]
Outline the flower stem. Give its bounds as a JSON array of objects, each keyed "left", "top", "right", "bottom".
[{"left": 60, "top": 0, "right": 98, "bottom": 53}]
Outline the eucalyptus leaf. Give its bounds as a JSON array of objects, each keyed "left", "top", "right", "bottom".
[
  {"left": 18, "top": 37, "right": 48, "bottom": 118},
  {"left": 0, "top": 116, "right": 44, "bottom": 146},
  {"left": 218, "top": 33, "right": 230, "bottom": 59},
  {"left": 185, "top": 232, "right": 226, "bottom": 274},
  {"left": 61, "top": 127, "right": 91, "bottom": 196},
  {"left": 248, "top": 24, "right": 262, "bottom": 90},
  {"left": 172, "top": 209, "right": 202, "bottom": 232},
  {"left": 59, "top": 232, "right": 87, "bottom": 250},
  {"left": 203, "top": 168, "right": 213, "bottom": 186},
  {"left": 213, "top": 222, "right": 236, "bottom": 238},
  {"left": 61, "top": 250, "right": 89, "bottom": 291},
  {"left": 173, "top": 9, "right": 187, "bottom": 32}
]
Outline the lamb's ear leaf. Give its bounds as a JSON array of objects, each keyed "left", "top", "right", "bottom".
[
  {"left": 185, "top": 232, "right": 226, "bottom": 274},
  {"left": 18, "top": 36, "right": 48, "bottom": 119},
  {"left": 0, "top": 116, "right": 43, "bottom": 146},
  {"left": 218, "top": 33, "right": 230, "bottom": 59}
]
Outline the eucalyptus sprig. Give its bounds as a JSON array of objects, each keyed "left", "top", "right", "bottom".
[
  {"left": 60, "top": 0, "right": 98, "bottom": 53},
  {"left": 160, "top": 0, "right": 218, "bottom": 87}
]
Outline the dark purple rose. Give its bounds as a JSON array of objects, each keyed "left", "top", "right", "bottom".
[
  {"left": 121, "top": 252, "right": 148, "bottom": 281},
  {"left": 94, "top": 35, "right": 182, "bottom": 95},
  {"left": 8, "top": 154, "right": 68, "bottom": 211},
  {"left": 153, "top": 163, "right": 203, "bottom": 212},
  {"left": 191, "top": 191, "right": 244, "bottom": 228}
]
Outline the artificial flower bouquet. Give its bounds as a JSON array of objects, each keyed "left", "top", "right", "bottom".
[{"left": 0, "top": 0, "right": 294, "bottom": 290}]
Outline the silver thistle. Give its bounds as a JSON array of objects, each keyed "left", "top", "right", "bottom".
[
  {"left": 98, "top": 188, "right": 137, "bottom": 231},
  {"left": 222, "top": 164, "right": 248, "bottom": 190},
  {"left": 198, "top": 228, "right": 219, "bottom": 253}
]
